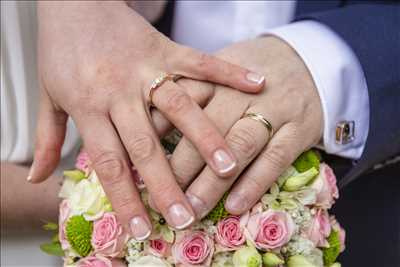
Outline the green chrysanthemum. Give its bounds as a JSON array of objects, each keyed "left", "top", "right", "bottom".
[
  {"left": 205, "top": 193, "right": 229, "bottom": 223},
  {"left": 323, "top": 230, "right": 341, "bottom": 266},
  {"left": 293, "top": 150, "right": 320, "bottom": 173},
  {"left": 65, "top": 215, "right": 93, "bottom": 257}
]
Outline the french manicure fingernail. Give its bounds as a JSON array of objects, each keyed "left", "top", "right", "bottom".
[
  {"left": 168, "top": 203, "right": 194, "bottom": 230},
  {"left": 130, "top": 216, "right": 151, "bottom": 241},
  {"left": 226, "top": 192, "right": 248, "bottom": 213},
  {"left": 213, "top": 149, "right": 236, "bottom": 174},
  {"left": 186, "top": 193, "right": 208, "bottom": 219},
  {"left": 27, "top": 162, "right": 35, "bottom": 182},
  {"left": 246, "top": 72, "right": 265, "bottom": 85}
]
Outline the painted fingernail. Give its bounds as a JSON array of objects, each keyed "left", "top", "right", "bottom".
[
  {"left": 226, "top": 192, "right": 248, "bottom": 213},
  {"left": 213, "top": 149, "right": 236, "bottom": 174},
  {"left": 130, "top": 216, "right": 151, "bottom": 241},
  {"left": 27, "top": 162, "right": 35, "bottom": 182},
  {"left": 168, "top": 203, "right": 194, "bottom": 230},
  {"left": 186, "top": 193, "right": 208, "bottom": 219},
  {"left": 246, "top": 72, "right": 265, "bottom": 85}
]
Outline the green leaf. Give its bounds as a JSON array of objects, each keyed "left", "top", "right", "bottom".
[
  {"left": 323, "top": 230, "right": 341, "bottom": 266},
  {"left": 63, "top": 170, "right": 86, "bottom": 182},
  {"left": 40, "top": 242, "right": 64, "bottom": 256},
  {"left": 43, "top": 222, "right": 58, "bottom": 231},
  {"left": 51, "top": 233, "right": 60, "bottom": 243},
  {"left": 293, "top": 150, "right": 320, "bottom": 173}
]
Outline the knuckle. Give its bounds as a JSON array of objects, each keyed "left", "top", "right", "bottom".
[
  {"left": 128, "top": 133, "right": 155, "bottom": 163},
  {"left": 227, "top": 128, "right": 258, "bottom": 159},
  {"left": 262, "top": 144, "right": 291, "bottom": 171},
  {"left": 92, "top": 151, "right": 124, "bottom": 183},
  {"left": 164, "top": 89, "right": 192, "bottom": 114}
]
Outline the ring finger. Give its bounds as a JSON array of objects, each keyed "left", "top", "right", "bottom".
[
  {"left": 225, "top": 122, "right": 306, "bottom": 214},
  {"left": 185, "top": 105, "right": 285, "bottom": 218}
]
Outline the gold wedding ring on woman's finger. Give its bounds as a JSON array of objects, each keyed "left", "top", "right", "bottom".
[
  {"left": 242, "top": 112, "right": 274, "bottom": 139},
  {"left": 148, "top": 73, "right": 182, "bottom": 107}
]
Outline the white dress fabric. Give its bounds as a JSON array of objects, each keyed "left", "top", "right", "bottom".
[{"left": 1, "top": 1, "right": 79, "bottom": 163}]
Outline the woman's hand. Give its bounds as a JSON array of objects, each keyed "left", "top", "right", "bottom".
[
  {"left": 29, "top": 1, "right": 265, "bottom": 237},
  {"left": 168, "top": 36, "right": 323, "bottom": 218}
]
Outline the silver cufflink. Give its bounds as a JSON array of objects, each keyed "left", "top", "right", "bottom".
[{"left": 335, "top": 121, "right": 355, "bottom": 144}]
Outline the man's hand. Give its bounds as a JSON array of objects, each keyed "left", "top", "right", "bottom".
[
  {"left": 168, "top": 36, "right": 323, "bottom": 218},
  {"left": 29, "top": 0, "right": 265, "bottom": 237}
]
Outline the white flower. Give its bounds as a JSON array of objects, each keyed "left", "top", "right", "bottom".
[
  {"left": 126, "top": 239, "right": 144, "bottom": 263},
  {"left": 128, "top": 255, "right": 171, "bottom": 267},
  {"left": 212, "top": 252, "right": 234, "bottom": 267},
  {"left": 68, "top": 171, "right": 111, "bottom": 220},
  {"left": 59, "top": 177, "right": 78, "bottom": 199}
]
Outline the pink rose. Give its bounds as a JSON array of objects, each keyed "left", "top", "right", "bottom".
[
  {"left": 330, "top": 216, "right": 346, "bottom": 252},
  {"left": 305, "top": 209, "right": 331, "bottom": 247},
  {"left": 76, "top": 151, "right": 92, "bottom": 175},
  {"left": 91, "top": 212, "right": 126, "bottom": 257},
  {"left": 310, "top": 163, "right": 339, "bottom": 209},
  {"left": 244, "top": 209, "right": 295, "bottom": 251},
  {"left": 77, "top": 256, "right": 126, "bottom": 267},
  {"left": 59, "top": 200, "right": 71, "bottom": 250},
  {"left": 215, "top": 216, "right": 246, "bottom": 250},
  {"left": 148, "top": 238, "right": 171, "bottom": 257},
  {"left": 172, "top": 231, "right": 214, "bottom": 267}
]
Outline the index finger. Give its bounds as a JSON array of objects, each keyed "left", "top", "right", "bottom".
[{"left": 171, "top": 45, "right": 266, "bottom": 93}]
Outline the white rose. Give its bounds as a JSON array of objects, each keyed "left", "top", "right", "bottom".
[
  {"left": 128, "top": 255, "right": 171, "bottom": 267},
  {"left": 59, "top": 177, "right": 77, "bottom": 199},
  {"left": 68, "top": 171, "right": 111, "bottom": 220}
]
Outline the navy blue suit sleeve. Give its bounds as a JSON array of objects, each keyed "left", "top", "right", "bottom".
[{"left": 298, "top": 4, "right": 400, "bottom": 185}]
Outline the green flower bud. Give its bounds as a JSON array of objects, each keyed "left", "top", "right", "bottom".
[
  {"left": 293, "top": 150, "right": 320, "bottom": 173},
  {"left": 233, "top": 246, "right": 262, "bottom": 267},
  {"left": 283, "top": 167, "right": 319, "bottom": 192},
  {"left": 65, "top": 215, "right": 93, "bottom": 257},
  {"left": 63, "top": 170, "right": 86, "bottom": 182},
  {"left": 262, "top": 252, "right": 284, "bottom": 267},
  {"left": 287, "top": 255, "right": 317, "bottom": 267},
  {"left": 323, "top": 230, "right": 341, "bottom": 266}
]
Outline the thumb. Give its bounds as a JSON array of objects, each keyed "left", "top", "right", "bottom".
[{"left": 28, "top": 90, "right": 67, "bottom": 183}]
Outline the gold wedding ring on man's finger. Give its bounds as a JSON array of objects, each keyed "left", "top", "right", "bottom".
[
  {"left": 242, "top": 112, "right": 274, "bottom": 139},
  {"left": 148, "top": 73, "right": 182, "bottom": 107}
]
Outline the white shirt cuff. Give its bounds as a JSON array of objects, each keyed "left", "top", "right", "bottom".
[{"left": 265, "top": 21, "right": 370, "bottom": 159}]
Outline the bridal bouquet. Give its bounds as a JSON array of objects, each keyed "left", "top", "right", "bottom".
[{"left": 41, "top": 145, "right": 345, "bottom": 267}]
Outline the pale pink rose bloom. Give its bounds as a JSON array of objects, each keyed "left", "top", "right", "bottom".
[
  {"left": 147, "top": 238, "right": 171, "bottom": 258},
  {"left": 59, "top": 200, "right": 71, "bottom": 250},
  {"left": 77, "top": 256, "right": 126, "bottom": 267},
  {"left": 310, "top": 163, "right": 339, "bottom": 209},
  {"left": 215, "top": 216, "right": 246, "bottom": 251},
  {"left": 245, "top": 209, "right": 295, "bottom": 251},
  {"left": 306, "top": 209, "right": 332, "bottom": 247},
  {"left": 330, "top": 216, "right": 346, "bottom": 252},
  {"left": 172, "top": 231, "right": 214, "bottom": 267},
  {"left": 75, "top": 151, "right": 92, "bottom": 175},
  {"left": 91, "top": 212, "right": 127, "bottom": 257}
]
